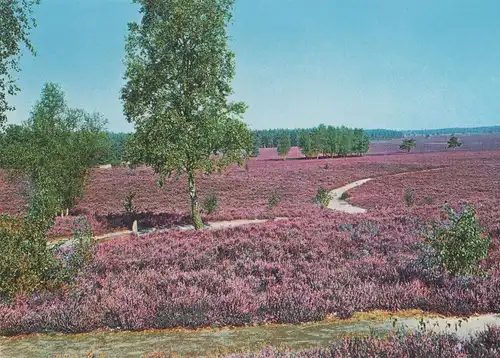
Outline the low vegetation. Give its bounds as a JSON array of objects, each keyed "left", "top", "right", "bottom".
[
  {"left": 427, "top": 204, "right": 491, "bottom": 276},
  {"left": 313, "top": 186, "right": 332, "bottom": 208},
  {"left": 400, "top": 138, "right": 417, "bottom": 152},
  {"left": 1, "top": 210, "right": 498, "bottom": 335},
  {"left": 220, "top": 326, "right": 500, "bottom": 357}
]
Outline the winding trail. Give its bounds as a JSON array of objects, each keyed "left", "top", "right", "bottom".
[
  {"left": 326, "top": 166, "right": 447, "bottom": 214},
  {"left": 50, "top": 217, "right": 292, "bottom": 247},
  {"left": 327, "top": 178, "right": 373, "bottom": 213},
  {"left": 51, "top": 167, "right": 447, "bottom": 245}
]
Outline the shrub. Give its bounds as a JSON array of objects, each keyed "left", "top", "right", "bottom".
[
  {"left": 423, "top": 196, "right": 435, "bottom": 205},
  {"left": 110, "top": 159, "right": 122, "bottom": 167},
  {"left": 0, "top": 213, "right": 97, "bottom": 302},
  {"left": 203, "top": 193, "right": 218, "bottom": 215},
  {"left": 427, "top": 204, "right": 491, "bottom": 276},
  {"left": 267, "top": 192, "right": 281, "bottom": 209},
  {"left": 67, "top": 216, "right": 95, "bottom": 277},
  {"left": 124, "top": 192, "right": 136, "bottom": 214},
  {"left": 340, "top": 191, "right": 349, "bottom": 200},
  {"left": 313, "top": 186, "right": 332, "bottom": 208},
  {"left": 404, "top": 188, "right": 416, "bottom": 208},
  {"left": 0, "top": 215, "right": 59, "bottom": 300}
]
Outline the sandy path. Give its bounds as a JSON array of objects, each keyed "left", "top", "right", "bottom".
[
  {"left": 327, "top": 178, "right": 373, "bottom": 213},
  {"left": 50, "top": 217, "right": 292, "bottom": 247},
  {"left": 326, "top": 167, "right": 447, "bottom": 214}
]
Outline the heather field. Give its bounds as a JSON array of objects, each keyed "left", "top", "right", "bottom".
[
  {"left": 257, "top": 133, "right": 500, "bottom": 160},
  {"left": 2, "top": 150, "right": 499, "bottom": 238},
  {"left": 3, "top": 0, "right": 500, "bottom": 355},
  {"left": 1, "top": 151, "right": 500, "bottom": 337},
  {"left": 1, "top": 209, "right": 500, "bottom": 335}
]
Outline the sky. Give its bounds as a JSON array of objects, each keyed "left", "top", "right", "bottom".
[{"left": 6, "top": 0, "right": 500, "bottom": 132}]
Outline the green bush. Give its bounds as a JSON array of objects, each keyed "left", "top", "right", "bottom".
[
  {"left": 203, "top": 193, "right": 218, "bottom": 215},
  {"left": 58, "top": 216, "right": 95, "bottom": 281},
  {"left": 268, "top": 192, "right": 281, "bottom": 209},
  {"left": 340, "top": 191, "right": 349, "bottom": 200},
  {"left": 314, "top": 186, "right": 332, "bottom": 208},
  {"left": 404, "top": 188, "right": 416, "bottom": 208},
  {"left": 0, "top": 214, "right": 96, "bottom": 301},
  {"left": 0, "top": 215, "right": 59, "bottom": 299},
  {"left": 427, "top": 204, "right": 491, "bottom": 276},
  {"left": 110, "top": 159, "right": 122, "bottom": 167}
]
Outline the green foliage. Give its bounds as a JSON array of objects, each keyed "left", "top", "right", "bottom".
[
  {"left": 340, "top": 191, "right": 349, "bottom": 200},
  {"left": 399, "top": 138, "right": 417, "bottom": 152},
  {"left": 203, "top": 193, "right": 219, "bottom": 214},
  {"left": 250, "top": 133, "right": 260, "bottom": 157},
  {"left": 98, "top": 132, "right": 131, "bottom": 164},
  {"left": 298, "top": 130, "right": 314, "bottom": 158},
  {"left": 253, "top": 125, "right": 372, "bottom": 156},
  {"left": 124, "top": 192, "right": 136, "bottom": 214},
  {"left": 0, "top": 213, "right": 96, "bottom": 300},
  {"left": 267, "top": 191, "right": 281, "bottom": 209},
  {"left": 0, "top": 83, "right": 109, "bottom": 220},
  {"left": 0, "top": 0, "right": 40, "bottom": 127},
  {"left": 110, "top": 159, "right": 122, "bottom": 167},
  {"left": 122, "top": 0, "right": 252, "bottom": 229},
  {"left": 404, "top": 188, "right": 416, "bottom": 208},
  {"left": 314, "top": 186, "right": 332, "bottom": 208},
  {"left": 427, "top": 204, "right": 491, "bottom": 276},
  {"left": 63, "top": 216, "right": 95, "bottom": 279},
  {"left": 276, "top": 131, "right": 291, "bottom": 159},
  {"left": 447, "top": 135, "right": 462, "bottom": 148},
  {"left": 0, "top": 215, "right": 58, "bottom": 299},
  {"left": 296, "top": 125, "right": 370, "bottom": 159}
]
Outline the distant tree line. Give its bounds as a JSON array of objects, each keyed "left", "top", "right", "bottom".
[
  {"left": 272, "top": 125, "right": 370, "bottom": 159},
  {"left": 403, "top": 125, "right": 500, "bottom": 136},
  {"left": 252, "top": 127, "right": 402, "bottom": 147}
]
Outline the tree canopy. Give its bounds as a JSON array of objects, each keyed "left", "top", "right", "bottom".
[
  {"left": 447, "top": 135, "right": 462, "bottom": 149},
  {"left": 276, "top": 131, "right": 291, "bottom": 159},
  {"left": 121, "top": 0, "right": 253, "bottom": 229},
  {"left": 0, "top": 0, "right": 40, "bottom": 127},
  {"left": 0, "top": 82, "right": 109, "bottom": 220},
  {"left": 399, "top": 138, "right": 417, "bottom": 153},
  {"left": 297, "top": 125, "right": 370, "bottom": 158}
]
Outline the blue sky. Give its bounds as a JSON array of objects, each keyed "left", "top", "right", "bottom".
[{"left": 7, "top": 0, "right": 500, "bottom": 132}]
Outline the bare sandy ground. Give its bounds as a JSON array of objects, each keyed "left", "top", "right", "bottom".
[{"left": 327, "top": 178, "right": 373, "bottom": 214}]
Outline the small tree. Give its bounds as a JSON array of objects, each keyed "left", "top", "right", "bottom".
[
  {"left": 276, "top": 131, "right": 291, "bottom": 160},
  {"left": 267, "top": 191, "right": 281, "bottom": 210},
  {"left": 0, "top": 83, "right": 109, "bottom": 219},
  {"left": 404, "top": 188, "right": 416, "bottom": 208},
  {"left": 203, "top": 193, "right": 218, "bottom": 214},
  {"left": 400, "top": 138, "right": 416, "bottom": 152},
  {"left": 0, "top": 214, "right": 59, "bottom": 299},
  {"left": 298, "top": 130, "right": 314, "bottom": 158},
  {"left": 250, "top": 133, "right": 260, "bottom": 157},
  {"left": 447, "top": 135, "right": 462, "bottom": 148},
  {"left": 0, "top": 0, "right": 40, "bottom": 127},
  {"left": 314, "top": 186, "right": 332, "bottom": 208},
  {"left": 427, "top": 204, "right": 491, "bottom": 276},
  {"left": 122, "top": 0, "right": 253, "bottom": 230}
]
